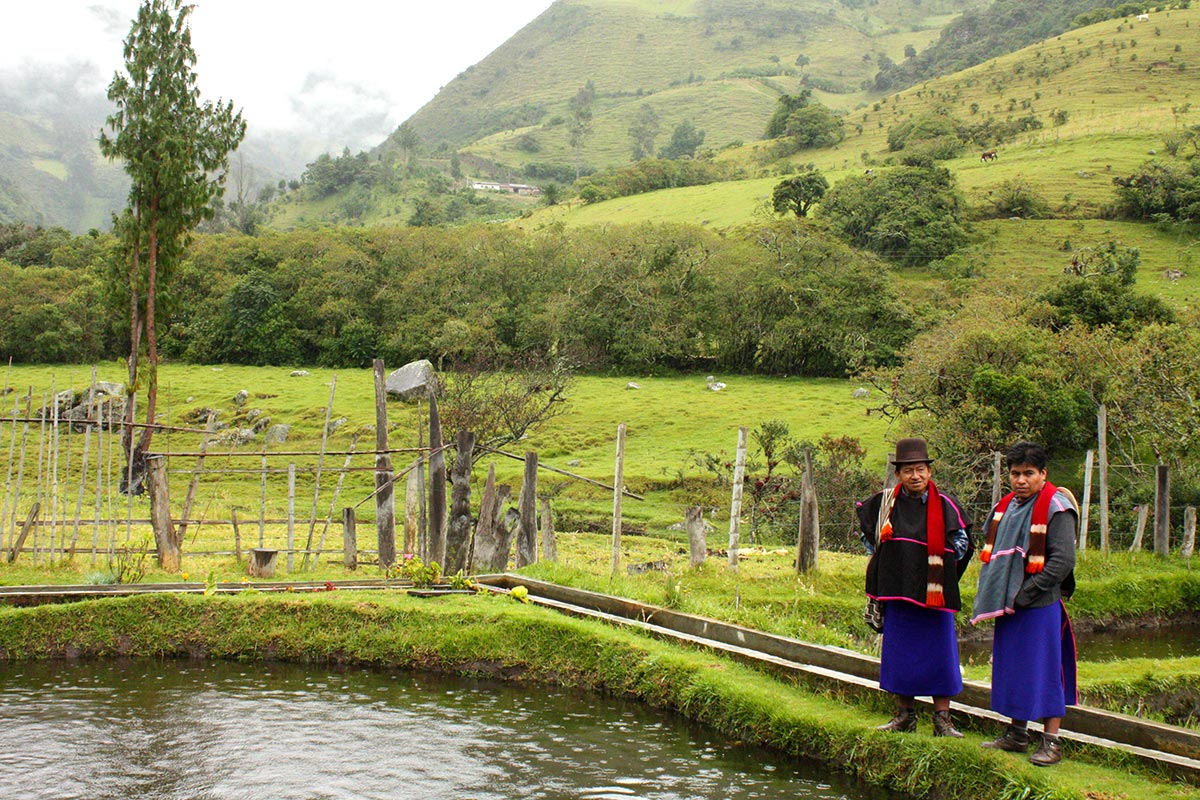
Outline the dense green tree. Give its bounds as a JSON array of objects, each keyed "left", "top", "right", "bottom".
[
  {"left": 1038, "top": 243, "right": 1174, "bottom": 333},
  {"left": 819, "top": 166, "right": 967, "bottom": 265},
  {"left": 659, "top": 121, "right": 706, "bottom": 160},
  {"left": 99, "top": 0, "right": 245, "bottom": 489},
  {"left": 771, "top": 169, "right": 828, "bottom": 218},
  {"left": 784, "top": 105, "right": 845, "bottom": 149},
  {"left": 763, "top": 91, "right": 812, "bottom": 139}
]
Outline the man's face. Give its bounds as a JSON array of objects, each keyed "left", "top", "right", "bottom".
[
  {"left": 1009, "top": 463, "right": 1048, "bottom": 500},
  {"left": 896, "top": 462, "right": 931, "bottom": 495}
]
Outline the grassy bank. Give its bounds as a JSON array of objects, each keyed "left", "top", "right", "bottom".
[{"left": 0, "top": 590, "right": 1194, "bottom": 800}]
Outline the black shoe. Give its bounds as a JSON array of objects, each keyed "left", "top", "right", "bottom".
[
  {"left": 875, "top": 708, "right": 917, "bottom": 733},
  {"left": 932, "top": 709, "right": 963, "bottom": 738},
  {"left": 981, "top": 725, "right": 1030, "bottom": 752},
  {"left": 1029, "top": 733, "right": 1063, "bottom": 766}
]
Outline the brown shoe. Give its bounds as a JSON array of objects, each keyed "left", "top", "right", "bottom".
[
  {"left": 932, "top": 710, "right": 963, "bottom": 738},
  {"left": 1029, "top": 733, "right": 1063, "bottom": 766},
  {"left": 981, "top": 725, "right": 1030, "bottom": 752},
  {"left": 875, "top": 708, "right": 917, "bottom": 733}
]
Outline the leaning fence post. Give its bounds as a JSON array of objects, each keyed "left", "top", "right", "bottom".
[
  {"left": 7, "top": 502, "right": 39, "bottom": 563},
  {"left": 1130, "top": 505, "right": 1148, "bottom": 553},
  {"left": 1079, "top": 449, "right": 1094, "bottom": 553}
]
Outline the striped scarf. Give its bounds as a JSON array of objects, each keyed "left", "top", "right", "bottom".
[
  {"left": 981, "top": 482, "right": 1057, "bottom": 574},
  {"left": 878, "top": 480, "right": 947, "bottom": 607}
]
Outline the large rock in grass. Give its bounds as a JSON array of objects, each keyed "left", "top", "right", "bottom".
[
  {"left": 385, "top": 359, "right": 436, "bottom": 402},
  {"left": 42, "top": 383, "right": 127, "bottom": 432}
]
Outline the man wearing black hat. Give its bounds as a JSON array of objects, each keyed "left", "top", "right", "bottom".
[{"left": 857, "top": 437, "right": 974, "bottom": 737}]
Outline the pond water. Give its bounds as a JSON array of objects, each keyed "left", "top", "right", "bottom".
[
  {"left": 959, "top": 621, "right": 1200, "bottom": 664},
  {"left": 0, "top": 659, "right": 899, "bottom": 800}
]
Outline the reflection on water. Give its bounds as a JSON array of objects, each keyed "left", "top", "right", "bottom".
[
  {"left": 960, "top": 622, "right": 1200, "bottom": 664},
  {"left": 0, "top": 659, "right": 898, "bottom": 800}
]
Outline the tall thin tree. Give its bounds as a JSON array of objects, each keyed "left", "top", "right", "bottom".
[{"left": 100, "top": 0, "right": 245, "bottom": 492}]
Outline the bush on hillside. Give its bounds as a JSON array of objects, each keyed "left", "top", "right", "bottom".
[
  {"left": 573, "top": 159, "right": 739, "bottom": 204},
  {"left": 1111, "top": 159, "right": 1200, "bottom": 223},
  {"left": 983, "top": 177, "right": 1052, "bottom": 219}
]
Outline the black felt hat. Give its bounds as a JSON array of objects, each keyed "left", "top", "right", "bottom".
[{"left": 891, "top": 438, "right": 932, "bottom": 465}]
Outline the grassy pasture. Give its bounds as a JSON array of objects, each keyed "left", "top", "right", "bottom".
[{"left": 0, "top": 365, "right": 888, "bottom": 575}]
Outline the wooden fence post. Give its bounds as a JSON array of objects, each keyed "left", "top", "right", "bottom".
[
  {"left": 1183, "top": 507, "right": 1196, "bottom": 559},
  {"left": 1079, "top": 449, "right": 1094, "bottom": 553},
  {"left": 727, "top": 427, "right": 748, "bottom": 572},
  {"left": 287, "top": 462, "right": 296, "bottom": 572},
  {"left": 446, "top": 429, "right": 475, "bottom": 575},
  {"left": 1098, "top": 403, "right": 1111, "bottom": 553},
  {"left": 1155, "top": 464, "right": 1170, "bottom": 556},
  {"left": 147, "top": 455, "right": 181, "bottom": 572},
  {"left": 516, "top": 451, "right": 538, "bottom": 568},
  {"left": 611, "top": 422, "right": 626, "bottom": 576},
  {"left": 427, "top": 392, "right": 447, "bottom": 568},
  {"left": 540, "top": 496, "right": 556, "bottom": 563},
  {"left": 686, "top": 506, "right": 706, "bottom": 568},
  {"left": 1130, "top": 505, "right": 1148, "bottom": 553},
  {"left": 231, "top": 508, "right": 242, "bottom": 562},
  {"left": 373, "top": 360, "right": 396, "bottom": 569},
  {"left": 343, "top": 507, "right": 357, "bottom": 570},
  {"left": 304, "top": 374, "right": 337, "bottom": 569},
  {"left": 795, "top": 447, "right": 820, "bottom": 573},
  {"left": 990, "top": 450, "right": 1003, "bottom": 511},
  {"left": 404, "top": 464, "right": 420, "bottom": 557}
]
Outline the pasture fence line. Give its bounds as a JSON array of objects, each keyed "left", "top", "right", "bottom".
[{"left": 0, "top": 383, "right": 1195, "bottom": 579}]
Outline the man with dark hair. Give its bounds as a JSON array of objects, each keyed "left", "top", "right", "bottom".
[
  {"left": 971, "top": 441, "right": 1078, "bottom": 766},
  {"left": 857, "top": 438, "right": 973, "bottom": 737}
]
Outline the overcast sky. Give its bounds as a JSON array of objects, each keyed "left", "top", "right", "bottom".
[{"left": 0, "top": 0, "right": 557, "bottom": 151}]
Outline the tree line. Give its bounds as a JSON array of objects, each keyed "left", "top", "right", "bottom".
[{"left": 0, "top": 220, "right": 915, "bottom": 378}]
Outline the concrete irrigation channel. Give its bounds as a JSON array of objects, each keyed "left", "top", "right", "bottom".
[
  {"left": 475, "top": 574, "right": 1200, "bottom": 784},
  {"left": 3, "top": 575, "right": 1199, "bottom": 783}
]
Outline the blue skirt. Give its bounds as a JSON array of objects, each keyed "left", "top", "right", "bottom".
[
  {"left": 879, "top": 601, "right": 963, "bottom": 698},
  {"left": 991, "top": 601, "right": 1078, "bottom": 721}
]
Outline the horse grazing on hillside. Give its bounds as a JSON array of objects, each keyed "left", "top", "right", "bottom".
[{"left": 981, "top": 150, "right": 998, "bottom": 162}]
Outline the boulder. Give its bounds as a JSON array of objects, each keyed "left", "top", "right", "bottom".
[
  {"left": 233, "top": 389, "right": 249, "bottom": 407},
  {"left": 43, "top": 383, "right": 126, "bottom": 432},
  {"left": 290, "top": 370, "right": 310, "bottom": 377},
  {"left": 265, "top": 424, "right": 291, "bottom": 444},
  {"left": 385, "top": 359, "right": 436, "bottom": 402}
]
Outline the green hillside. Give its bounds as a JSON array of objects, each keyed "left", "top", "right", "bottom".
[
  {"left": 521, "top": 5, "right": 1200, "bottom": 266},
  {"left": 398, "top": 0, "right": 985, "bottom": 158}
]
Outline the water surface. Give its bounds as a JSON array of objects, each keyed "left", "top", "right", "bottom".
[{"left": 0, "top": 659, "right": 898, "bottom": 800}]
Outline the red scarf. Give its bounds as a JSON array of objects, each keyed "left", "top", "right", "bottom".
[
  {"left": 878, "top": 480, "right": 947, "bottom": 607},
  {"left": 980, "top": 482, "right": 1057, "bottom": 574}
]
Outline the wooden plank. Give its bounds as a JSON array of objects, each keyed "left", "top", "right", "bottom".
[
  {"left": 1098, "top": 403, "right": 1111, "bottom": 552},
  {"left": 7, "top": 502, "right": 40, "bottom": 563},
  {"left": 343, "top": 507, "right": 357, "bottom": 570}
]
